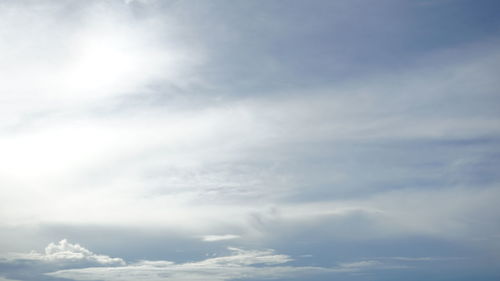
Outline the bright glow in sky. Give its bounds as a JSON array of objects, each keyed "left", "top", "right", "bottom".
[{"left": 1, "top": 1, "right": 500, "bottom": 281}]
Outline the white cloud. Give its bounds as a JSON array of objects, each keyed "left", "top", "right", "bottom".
[
  {"left": 379, "top": 257, "right": 465, "bottom": 262},
  {"left": 0, "top": 1, "right": 498, "bottom": 280},
  {"left": 0, "top": 0, "right": 199, "bottom": 128},
  {"left": 6, "top": 239, "right": 125, "bottom": 266},
  {"left": 0, "top": 240, "right": 440, "bottom": 281},
  {"left": 201, "top": 234, "right": 240, "bottom": 242},
  {"left": 0, "top": 1, "right": 499, "bottom": 265},
  {"left": 46, "top": 248, "right": 411, "bottom": 281},
  {"left": 195, "top": 247, "right": 292, "bottom": 266},
  {"left": 337, "top": 260, "right": 382, "bottom": 270},
  {"left": 46, "top": 246, "right": 331, "bottom": 281}
]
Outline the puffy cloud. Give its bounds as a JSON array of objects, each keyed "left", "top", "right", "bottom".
[{"left": 7, "top": 239, "right": 125, "bottom": 266}]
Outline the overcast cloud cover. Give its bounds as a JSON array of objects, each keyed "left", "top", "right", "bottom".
[{"left": 1, "top": 0, "right": 500, "bottom": 280}]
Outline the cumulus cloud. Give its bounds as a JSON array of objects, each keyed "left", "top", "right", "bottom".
[{"left": 6, "top": 239, "right": 125, "bottom": 266}]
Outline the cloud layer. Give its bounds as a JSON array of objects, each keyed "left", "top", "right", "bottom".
[
  {"left": 1, "top": 240, "right": 443, "bottom": 281},
  {"left": 1, "top": 0, "right": 500, "bottom": 280}
]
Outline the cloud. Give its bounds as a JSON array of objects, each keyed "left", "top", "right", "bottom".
[
  {"left": 6, "top": 239, "right": 125, "bottom": 266},
  {"left": 333, "top": 260, "right": 410, "bottom": 272},
  {"left": 379, "top": 257, "right": 465, "bottom": 262},
  {"left": 1, "top": 7, "right": 499, "bottom": 243},
  {"left": 1, "top": 240, "right": 462, "bottom": 281},
  {"left": 0, "top": 277, "right": 22, "bottom": 281},
  {"left": 45, "top": 246, "right": 323, "bottom": 281},
  {"left": 338, "top": 260, "right": 382, "bottom": 269},
  {"left": 0, "top": 1, "right": 499, "bottom": 279},
  {"left": 197, "top": 247, "right": 292, "bottom": 266},
  {"left": 46, "top": 249, "right": 414, "bottom": 281},
  {"left": 0, "top": 0, "right": 198, "bottom": 129},
  {"left": 201, "top": 234, "right": 240, "bottom": 242}
]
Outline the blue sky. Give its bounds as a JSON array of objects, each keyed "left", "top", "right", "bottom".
[{"left": 1, "top": 0, "right": 500, "bottom": 280}]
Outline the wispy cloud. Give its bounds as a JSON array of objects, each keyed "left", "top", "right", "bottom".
[
  {"left": 377, "top": 257, "right": 465, "bottom": 262},
  {"left": 1, "top": 242, "right": 321, "bottom": 281},
  {"left": 201, "top": 234, "right": 240, "bottom": 242},
  {"left": 1, "top": 1, "right": 500, "bottom": 280},
  {"left": 0, "top": 240, "right": 417, "bottom": 281},
  {"left": 46, "top": 247, "right": 398, "bottom": 281},
  {"left": 0, "top": 277, "right": 22, "bottom": 281}
]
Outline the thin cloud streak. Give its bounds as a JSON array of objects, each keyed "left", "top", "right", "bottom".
[{"left": 201, "top": 235, "right": 241, "bottom": 242}]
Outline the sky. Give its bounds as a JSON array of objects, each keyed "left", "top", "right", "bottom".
[{"left": 1, "top": 0, "right": 500, "bottom": 280}]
